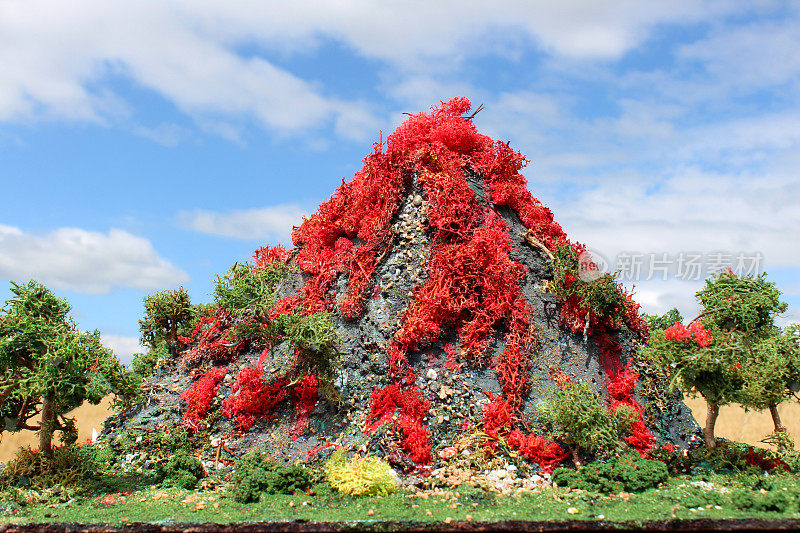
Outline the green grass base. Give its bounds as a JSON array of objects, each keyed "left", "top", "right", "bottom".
[{"left": 3, "top": 474, "right": 800, "bottom": 526}]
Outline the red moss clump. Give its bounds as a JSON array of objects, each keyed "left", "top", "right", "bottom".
[
  {"left": 443, "top": 343, "right": 461, "bottom": 371},
  {"left": 506, "top": 429, "right": 569, "bottom": 473},
  {"left": 220, "top": 346, "right": 323, "bottom": 439},
  {"left": 291, "top": 372, "right": 320, "bottom": 440},
  {"left": 254, "top": 244, "right": 290, "bottom": 267},
  {"left": 366, "top": 383, "right": 432, "bottom": 464},
  {"left": 494, "top": 298, "right": 536, "bottom": 411},
  {"left": 178, "top": 308, "right": 245, "bottom": 368},
  {"left": 292, "top": 142, "right": 405, "bottom": 318},
  {"left": 606, "top": 366, "right": 655, "bottom": 455},
  {"left": 665, "top": 320, "right": 713, "bottom": 347},
  {"left": 482, "top": 395, "right": 514, "bottom": 442},
  {"left": 482, "top": 395, "right": 567, "bottom": 472},
  {"left": 395, "top": 210, "right": 527, "bottom": 365},
  {"left": 222, "top": 350, "right": 289, "bottom": 433},
  {"left": 182, "top": 367, "right": 227, "bottom": 425}
]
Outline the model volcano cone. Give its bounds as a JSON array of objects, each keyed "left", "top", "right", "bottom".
[{"left": 113, "top": 98, "right": 699, "bottom": 473}]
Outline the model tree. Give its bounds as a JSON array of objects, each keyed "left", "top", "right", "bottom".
[
  {"left": 643, "top": 270, "right": 800, "bottom": 448},
  {"left": 139, "top": 287, "right": 194, "bottom": 358},
  {"left": 693, "top": 271, "right": 799, "bottom": 437},
  {"left": 0, "top": 280, "right": 133, "bottom": 457},
  {"left": 134, "top": 287, "right": 210, "bottom": 380}
]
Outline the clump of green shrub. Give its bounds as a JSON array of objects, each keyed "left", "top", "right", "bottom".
[
  {"left": 232, "top": 450, "right": 313, "bottom": 503},
  {"left": 324, "top": 449, "right": 397, "bottom": 497},
  {"left": 0, "top": 444, "right": 97, "bottom": 491},
  {"left": 156, "top": 426, "right": 195, "bottom": 455},
  {"left": 552, "top": 452, "right": 668, "bottom": 493},
  {"left": 680, "top": 438, "right": 792, "bottom": 476},
  {"left": 214, "top": 261, "right": 290, "bottom": 318},
  {"left": 212, "top": 260, "right": 340, "bottom": 401},
  {"left": 537, "top": 380, "right": 636, "bottom": 465},
  {"left": 730, "top": 474, "right": 800, "bottom": 513},
  {"left": 153, "top": 450, "right": 204, "bottom": 489},
  {"left": 760, "top": 432, "right": 800, "bottom": 472},
  {"left": 95, "top": 425, "right": 212, "bottom": 488}
]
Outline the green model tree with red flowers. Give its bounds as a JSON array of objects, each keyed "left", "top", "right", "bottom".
[{"left": 644, "top": 271, "right": 800, "bottom": 448}]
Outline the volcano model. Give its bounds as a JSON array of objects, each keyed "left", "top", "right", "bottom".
[{"left": 110, "top": 98, "right": 700, "bottom": 474}]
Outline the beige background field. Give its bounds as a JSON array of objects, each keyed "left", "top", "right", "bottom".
[
  {"left": 1, "top": 395, "right": 798, "bottom": 462},
  {"left": 0, "top": 397, "right": 113, "bottom": 462},
  {"left": 682, "top": 396, "right": 800, "bottom": 448}
]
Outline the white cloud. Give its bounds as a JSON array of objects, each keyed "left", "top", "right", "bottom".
[
  {"left": 0, "top": 225, "right": 188, "bottom": 294},
  {"left": 178, "top": 205, "right": 306, "bottom": 242},
  {"left": 186, "top": 0, "right": 740, "bottom": 63},
  {"left": 678, "top": 15, "right": 800, "bottom": 92},
  {"left": 0, "top": 1, "right": 376, "bottom": 137},
  {"left": 680, "top": 112, "right": 800, "bottom": 160},
  {"left": 555, "top": 163, "right": 800, "bottom": 269},
  {"left": 101, "top": 334, "right": 145, "bottom": 365},
  {"left": 0, "top": 0, "right": 751, "bottom": 136},
  {"left": 473, "top": 86, "right": 800, "bottom": 320},
  {"left": 132, "top": 123, "right": 191, "bottom": 147},
  {"left": 622, "top": 279, "right": 703, "bottom": 320}
]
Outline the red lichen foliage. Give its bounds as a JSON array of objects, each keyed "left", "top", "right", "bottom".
[
  {"left": 222, "top": 350, "right": 289, "bottom": 433},
  {"left": 606, "top": 368, "right": 655, "bottom": 454},
  {"left": 365, "top": 383, "right": 432, "bottom": 463},
  {"left": 182, "top": 367, "right": 227, "bottom": 425},
  {"left": 482, "top": 395, "right": 567, "bottom": 472},
  {"left": 292, "top": 139, "right": 406, "bottom": 318},
  {"left": 665, "top": 320, "right": 713, "bottom": 347},
  {"left": 506, "top": 429, "right": 570, "bottom": 473},
  {"left": 291, "top": 372, "right": 320, "bottom": 440},
  {"left": 481, "top": 395, "right": 514, "bottom": 442},
  {"left": 443, "top": 343, "right": 461, "bottom": 371},
  {"left": 220, "top": 347, "right": 321, "bottom": 439},
  {"left": 178, "top": 308, "right": 245, "bottom": 368},
  {"left": 254, "top": 244, "right": 290, "bottom": 267},
  {"left": 594, "top": 330, "right": 655, "bottom": 456}
]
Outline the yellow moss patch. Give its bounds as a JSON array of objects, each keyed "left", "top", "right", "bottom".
[{"left": 324, "top": 449, "right": 397, "bottom": 497}]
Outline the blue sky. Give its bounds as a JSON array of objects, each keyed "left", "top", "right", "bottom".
[{"left": 1, "top": 1, "right": 798, "bottom": 363}]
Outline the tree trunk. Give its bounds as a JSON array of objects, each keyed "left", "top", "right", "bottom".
[
  {"left": 769, "top": 404, "right": 787, "bottom": 433},
  {"left": 167, "top": 319, "right": 178, "bottom": 357},
  {"left": 704, "top": 400, "right": 719, "bottom": 448},
  {"left": 569, "top": 445, "right": 582, "bottom": 468},
  {"left": 39, "top": 392, "right": 56, "bottom": 458}
]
